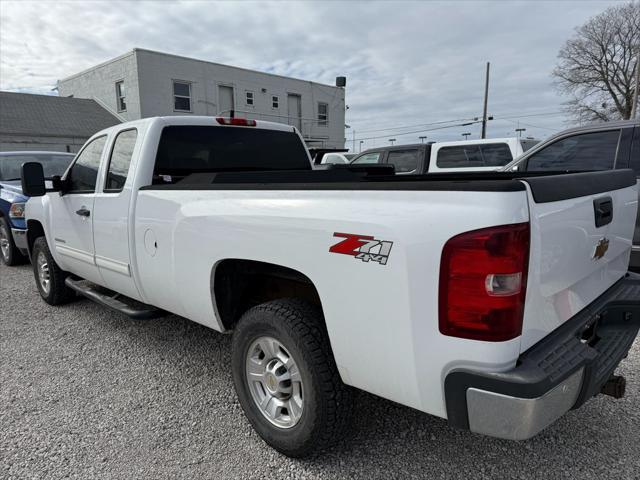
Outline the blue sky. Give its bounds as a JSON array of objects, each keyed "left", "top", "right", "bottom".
[{"left": 0, "top": 0, "right": 624, "bottom": 148}]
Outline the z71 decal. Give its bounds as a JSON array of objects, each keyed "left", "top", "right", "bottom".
[{"left": 329, "top": 232, "right": 393, "bottom": 265}]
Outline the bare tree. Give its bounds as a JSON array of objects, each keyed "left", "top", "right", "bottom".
[{"left": 553, "top": 1, "right": 640, "bottom": 123}]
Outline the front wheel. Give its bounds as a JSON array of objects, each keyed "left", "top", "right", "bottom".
[
  {"left": 231, "top": 299, "right": 353, "bottom": 457},
  {"left": 0, "top": 217, "right": 25, "bottom": 266},
  {"left": 31, "top": 237, "right": 75, "bottom": 305}
]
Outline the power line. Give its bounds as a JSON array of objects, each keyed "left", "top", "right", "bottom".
[
  {"left": 354, "top": 116, "right": 478, "bottom": 134},
  {"left": 354, "top": 119, "right": 484, "bottom": 142},
  {"left": 349, "top": 110, "right": 565, "bottom": 137}
]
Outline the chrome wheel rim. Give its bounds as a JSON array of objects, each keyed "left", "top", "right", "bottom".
[
  {"left": 36, "top": 251, "right": 51, "bottom": 295},
  {"left": 0, "top": 223, "right": 9, "bottom": 261},
  {"left": 245, "top": 336, "right": 303, "bottom": 429}
]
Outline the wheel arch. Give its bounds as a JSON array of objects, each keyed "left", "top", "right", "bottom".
[
  {"left": 26, "top": 219, "right": 46, "bottom": 258},
  {"left": 211, "top": 259, "right": 323, "bottom": 331}
]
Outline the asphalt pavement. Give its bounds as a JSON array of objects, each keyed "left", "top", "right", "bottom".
[{"left": 1, "top": 262, "right": 639, "bottom": 479}]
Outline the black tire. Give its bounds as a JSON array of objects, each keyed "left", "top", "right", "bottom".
[
  {"left": 231, "top": 298, "right": 353, "bottom": 457},
  {"left": 31, "top": 236, "right": 75, "bottom": 305},
  {"left": 0, "top": 216, "right": 26, "bottom": 266}
]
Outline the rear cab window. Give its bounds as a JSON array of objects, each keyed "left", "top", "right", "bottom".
[
  {"left": 105, "top": 129, "right": 138, "bottom": 192},
  {"left": 525, "top": 130, "right": 621, "bottom": 171},
  {"left": 152, "top": 126, "right": 311, "bottom": 184},
  {"left": 436, "top": 143, "right": 513, "bottom": 168}
]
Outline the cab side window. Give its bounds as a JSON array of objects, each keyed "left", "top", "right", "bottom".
[
  {"left": 105, "top": 129, "right": 138, "bottom": 192},
  {"left": 387, "top": 149, "right": 419, "bottom": 173},
  {"left": 352, "top": 152, "right": 382, "bottom": 164},
  {"left": 67, "top": 136, "right": 107, "bottom": 193},
  {"left": 526, "top": 130, "right": 620, "bottom": 172}
]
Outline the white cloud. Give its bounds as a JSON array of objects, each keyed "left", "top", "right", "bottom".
[{"left": 0, "top": 0, "right": 621, "bottom": 147}]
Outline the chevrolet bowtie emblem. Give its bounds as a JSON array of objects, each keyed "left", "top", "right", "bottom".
[{"left": 593, "top": 238, "right": 610, "bottom": 260}]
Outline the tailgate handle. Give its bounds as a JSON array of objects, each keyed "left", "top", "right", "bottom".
[{"left": 593, "top": 196, "right": 613, "bottom": 228}]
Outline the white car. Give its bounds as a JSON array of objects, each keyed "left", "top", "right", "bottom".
[
  {"left": 21, "top": 116, "right": 640, "bottom": 457},
  {"left": 320, "top": 152, "right": 355, "bottom": 165}
]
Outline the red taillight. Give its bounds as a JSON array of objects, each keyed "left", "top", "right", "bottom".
[
  {"left": 216, "top": 117, "right": 257, "bottom": 127},
  {"left": 439, "top": 222, "right": 530, "bottom": 342}
]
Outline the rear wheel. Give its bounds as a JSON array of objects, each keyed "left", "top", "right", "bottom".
[
  {"left": 0, "top": 217, "right": 25, "bottom": 266},
  {"left": 231, "top": 299, "right": 353, "bottom": 457},
  {"left": 31, "top": 237, "right": 75, "bottom": 305}
]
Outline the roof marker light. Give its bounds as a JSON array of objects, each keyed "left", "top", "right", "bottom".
[{"left": 216, "top": 117, "right": 257, "bottom": 127}]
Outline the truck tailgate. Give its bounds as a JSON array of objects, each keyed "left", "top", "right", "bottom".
[{"left": 519, "top": 170, "right": 639, "bottom": 351}]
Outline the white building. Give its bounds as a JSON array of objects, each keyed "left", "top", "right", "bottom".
[{"left": 57, "top": 48, "right": 346, "bottom": 148}]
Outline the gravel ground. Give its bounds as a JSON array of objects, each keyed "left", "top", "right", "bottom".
[{"left": 1, "top": 261, "right": 639, "bottom": 480}]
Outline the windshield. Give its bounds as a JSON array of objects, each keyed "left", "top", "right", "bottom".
[
  {"left": 0, "top": 153, "right": 74, "bottom": 181},
  {"left": 520, "top": 139, "right": 540, "bottom": 152}
]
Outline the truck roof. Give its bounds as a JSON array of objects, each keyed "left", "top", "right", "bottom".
[
  {"left": 90, "top": 115, "right": 298, "bottom": 138},
  {"left": 433, "top": 137, "right": 535, "bottom": 147}
]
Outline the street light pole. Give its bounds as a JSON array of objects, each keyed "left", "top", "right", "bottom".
[
  {"left": 419, "top": 136, "right": 427, "bottom": 144},
  {"left": 388, "top": 138, "right": 396, "bottom": 145},
  {"left": 515, "top": 128, "right": 526, "bottom": 139},
  {"left": 359, "top": 140, "right": 364, "bottom": 152},
  {"left": 462, "top": 133, "right": 471, "bottom": 140},
  {"left": 481, "top": 62, "right": 490, "bottom": 139}
]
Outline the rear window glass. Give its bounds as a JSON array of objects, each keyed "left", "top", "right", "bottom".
[
  {"left": 387, "top": 149, "right": 419, "bottom": 173},
  {"left": 153, "top": 126, "right": 310, "bottom": 183},
  {"left": 436, "top": 143, "right": 513, "bottom": 168},
  {"left": 526, "top": 130, "right": 620, "bottom": 172}
]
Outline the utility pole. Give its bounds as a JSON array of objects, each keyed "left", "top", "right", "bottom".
[
  {"left": 419, "top": 136, "right": 427, "bottom": 143},
  {"left": 481, "top": 62, "right": 490, "bottom": 139},
  {"left": 631, "top": 49, "right": 639, "bottom": 119},
  {"left": 359, "top": 140, "right": 364, "bottom": 152}
]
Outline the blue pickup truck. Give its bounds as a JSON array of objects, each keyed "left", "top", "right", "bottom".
[{"left": 0, "top": 151, "right": 75, "bottom": 265}]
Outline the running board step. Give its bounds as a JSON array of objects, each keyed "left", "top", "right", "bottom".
[{"left": 65, "top": 277, "right": 166, "bottom": 319}]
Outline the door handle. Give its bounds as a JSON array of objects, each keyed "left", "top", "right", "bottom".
[
  {"left": 75, "top": 207, "right": 90, "bottom": 217},
  {"left": 593, "top": 196, "right": 612, "bottom": 228}
]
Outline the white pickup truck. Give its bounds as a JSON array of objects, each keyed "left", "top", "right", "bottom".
[{"left": 21, "top": 116, "right": 640, "bottom": 457}]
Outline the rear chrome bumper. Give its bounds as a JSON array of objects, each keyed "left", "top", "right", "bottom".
[
  {"left": 11, "top": 227, "right": 28, "bottom": 254},
  {"left": 445, "top": 273, "right": 640, "bottom": 440}
]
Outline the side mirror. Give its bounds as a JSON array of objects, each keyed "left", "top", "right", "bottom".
[
  {"left": 21, "top": 162, "right": 46, "bottom": 197},
  {"left": 51, "top": 175, "right": 64, "bottom": 192}
]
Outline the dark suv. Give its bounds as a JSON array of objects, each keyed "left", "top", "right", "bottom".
[{"left": 504, "top": 119, "right": 640, "bottom": 269}]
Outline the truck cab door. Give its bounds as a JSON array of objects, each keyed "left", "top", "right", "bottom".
[
  {"left": 49, "top": 136, "right": 107, "bottom": 285},
  {"left": 92, "top": 128, "right": 142, "bottom": 300}
]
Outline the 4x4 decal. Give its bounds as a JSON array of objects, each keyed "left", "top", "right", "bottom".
[{"left": 329, "top": 232, "right": 393, "bottom": 265}]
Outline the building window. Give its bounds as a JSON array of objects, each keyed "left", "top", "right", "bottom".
[
  {"left": 272, "top": 96, "right": 279, "bottom": 109},
  {"left": 173, "top": 81, "right": 192, "bottom": 112},
  {"left": 246, "top": 91, "right": 254, "bottom": 106},
  {"left": 318, "top": 102, "right": 328, "bottom": 126},
  {"left": 115, "top": 81, "right": 126, "bottom": 112}
]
